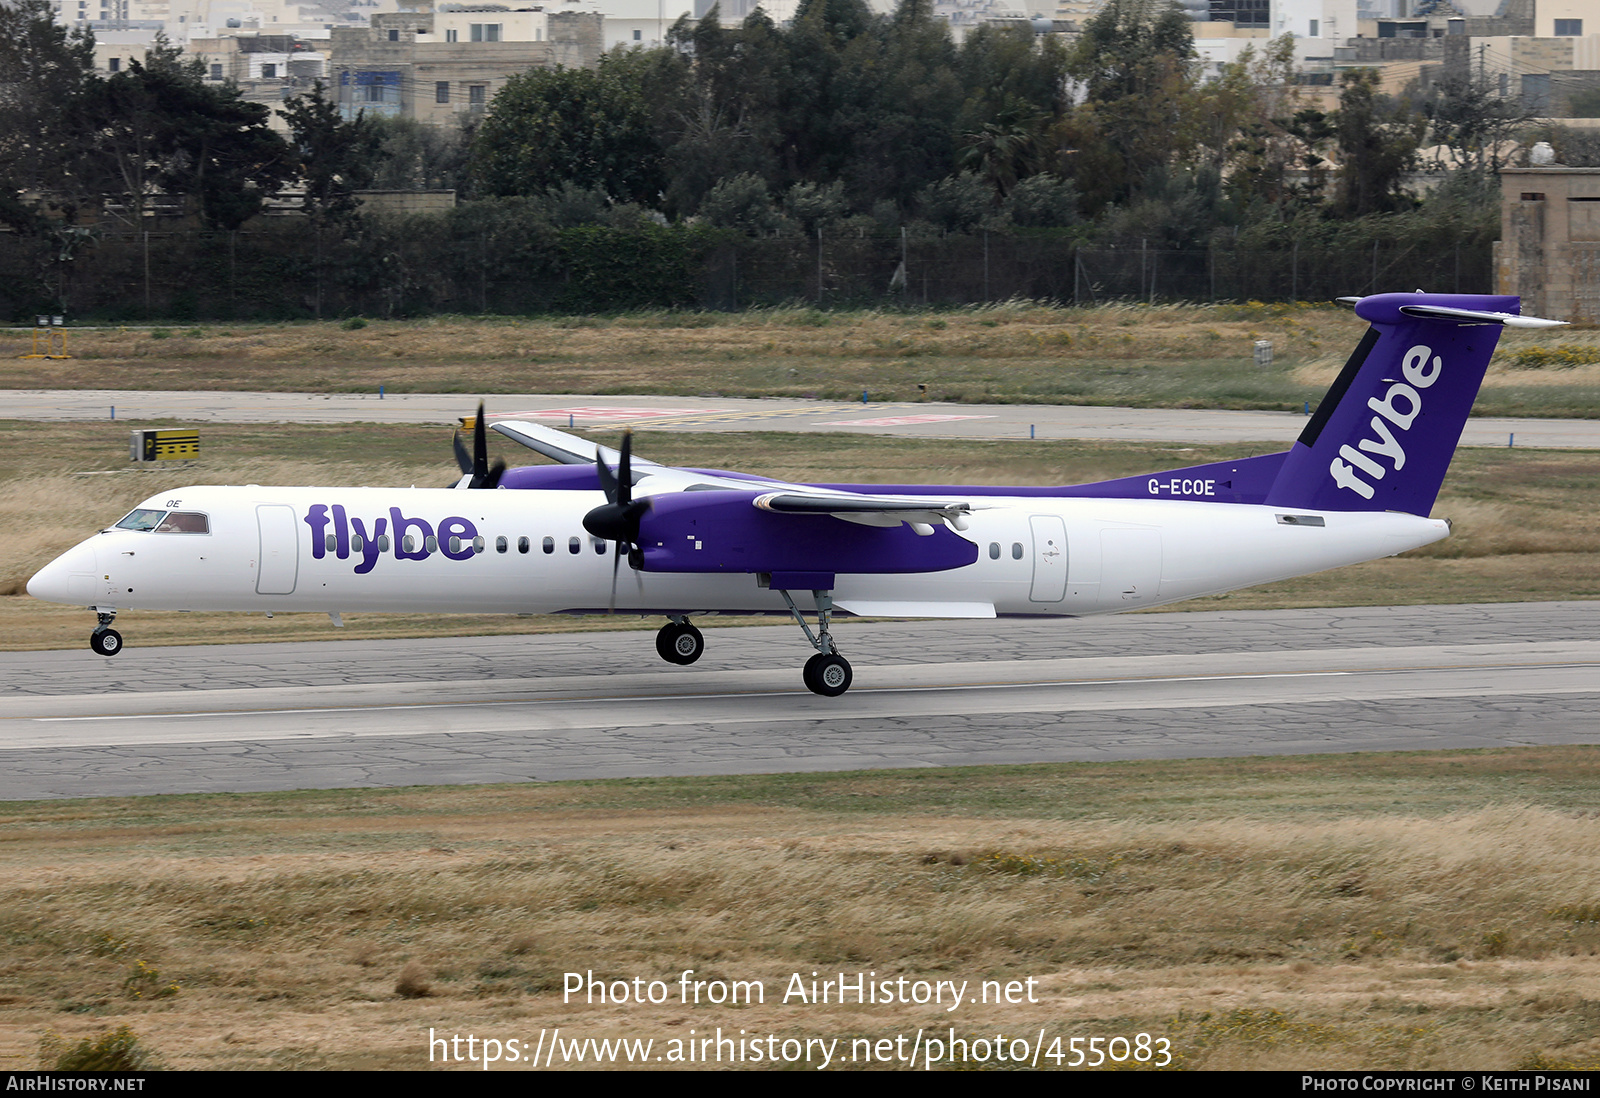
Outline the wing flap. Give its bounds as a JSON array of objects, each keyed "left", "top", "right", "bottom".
[
  {"left": 754, "top": 491, "right": 972, "bottom": 531},
  {"left": 833, "top": 599, "right": 996, "bottom": 618}
]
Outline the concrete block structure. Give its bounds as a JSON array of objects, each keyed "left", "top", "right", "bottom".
[{"left": 1496, "top": 165, "right": 1600, "bottom": 321}]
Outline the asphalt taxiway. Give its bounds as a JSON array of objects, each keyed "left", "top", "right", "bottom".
[
  {"left": 2, "top": 602, "right": 1595, "bottom": 800},
  {"left": 5, "top": 389, "right": 1599, "bottom": 448}
]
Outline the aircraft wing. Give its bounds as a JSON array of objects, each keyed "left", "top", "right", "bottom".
[
  {"left": 491, "top": 419, "right": 975, "bottom": 531},
  {"left": 490, "top": 420, "right": 663, "bottom": 471}
]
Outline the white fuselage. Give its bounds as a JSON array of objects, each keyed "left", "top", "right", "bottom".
[{"left": 28, "top": 485, "right": 1451, "bottom": 620}]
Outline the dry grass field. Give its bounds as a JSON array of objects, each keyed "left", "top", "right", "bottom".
[
  {"left": 3, "top": 301, "right": 1598, "bottom": 417},
  {"left": 3, "top": 750, "right": 1600, "bottom": 1071}
]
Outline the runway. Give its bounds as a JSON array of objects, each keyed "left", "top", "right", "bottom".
[
  {"left": 5, "top": 389, "right": 1599, "bottom": 448},
  {"left": 2, "top": 602, "right": 1595, "bottom": 800}
]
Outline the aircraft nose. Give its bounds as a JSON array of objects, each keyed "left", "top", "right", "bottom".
[{"left": 27, "top": 540, "right": 99, "bottom": 605}]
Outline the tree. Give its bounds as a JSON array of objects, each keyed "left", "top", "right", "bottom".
[
  {"left": 280, "top": 80, "right": 381, "bottom": 226},
  {"left": 70, "top": 38, "right": 292, "bottom": 230},
  {"left": 699, "top": 173, "right": 787, "bottom": 235},
  {"left": 0, "top": 0, "right": 96, "bottom": 228},
  {"left": 1003, "top": 173, "right": 1080, "bottom": 228},
  {"left": 959, "top": 100, "right": 1049, "bottom": 198},
  {"left": 368, "top": 115, "right": 472, "bottom": 192},
  {"left": 470, "top": 59, "right": 664, "bottom": 205},
  {"left": 1424, "top": 71, "right": 1531, "bottom": 176},
  {"left": 1068, "top": 0, "right": 1194, "bottom": 105},
  {"left": 1332, "top": 69, "right": 1426, "bottom": 217},
  {"left": 1062, "top": 0, "right": 1200, "bottom": 212},
  {"left": 153, "top": 60, "right": 293, "bottom": 230},
  {"left": 915, "top": 172, "right": 994, "bottom": 232}
]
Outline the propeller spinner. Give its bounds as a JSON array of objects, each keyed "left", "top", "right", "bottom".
[{"left": 582, "top": 431, "right": 650, "bottom": 609}]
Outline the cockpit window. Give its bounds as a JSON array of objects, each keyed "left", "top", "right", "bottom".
[
  {"left": 115, "top": 508, "right": 166, "bottom": 531},
  {"left": 155, "top": 511, "right": 209, "bottom": 534}
]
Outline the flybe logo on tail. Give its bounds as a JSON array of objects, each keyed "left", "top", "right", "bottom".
[
  {"left": 304, "top": 504, "right": 479, "bottom": 574},
  {"left": 1328, "top": 344, "right": 1441, "bottom": 499}
]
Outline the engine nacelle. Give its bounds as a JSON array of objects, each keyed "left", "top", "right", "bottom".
[{"left": 634, "top": 490, "right": 978, "bottom": 575}]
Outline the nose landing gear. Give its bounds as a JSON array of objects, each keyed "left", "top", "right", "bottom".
[{"left": 89, "top": 610, "right": 123, "bottom": 657}]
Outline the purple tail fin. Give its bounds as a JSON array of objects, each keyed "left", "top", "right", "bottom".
[{"left": 1263, "top": 293, "right": 1524, "bottom": 516}]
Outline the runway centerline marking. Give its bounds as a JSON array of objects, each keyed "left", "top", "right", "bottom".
[
  {"left": 29, "top": 659, "right": 1600, "bottom": 724},
  {"left": 31, "top": 670, "right": 1362, "bottom": 721}
]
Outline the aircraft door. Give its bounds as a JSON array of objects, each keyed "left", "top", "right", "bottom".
[
  {"left": 1099, "top": 528, "right": 1161, "bottom": 606},
  {"left": 255, "top": 504, "right": 299, "bottom": 595},
  {"left": 1028, "top": 514, "right": 1069, "bottom": 602}
]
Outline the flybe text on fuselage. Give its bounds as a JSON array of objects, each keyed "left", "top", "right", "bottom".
[
  {"left": 304, "top": 503, "right": 480, "bottom": 573},
  {"left": 1328, "top": 343, "right": 1441, "bottom": 500}
]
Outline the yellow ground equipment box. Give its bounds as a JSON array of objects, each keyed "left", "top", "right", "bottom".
[{"left": 130, "top": 429, "right": 200, "bottom": 462}]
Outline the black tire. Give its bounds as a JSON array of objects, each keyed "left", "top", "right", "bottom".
[
  {"left": 803, "top": 653, "right": 852, "bottom": 697},
  {"left": 90, "top": 629, "right": 123, "bottom": 657},
  {"left": 655, "top": 621, "right": 704, "bottom": 665}
]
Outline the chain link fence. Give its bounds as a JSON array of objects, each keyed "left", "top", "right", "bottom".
[{"left": 0, "top": 225, "right": 1496, "bottom": 321}]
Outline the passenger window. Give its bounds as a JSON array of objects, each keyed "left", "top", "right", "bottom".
[
  {"left": 155, "top": 511, "right": 208, "bottom": 534},
  {"left": 379, "top": 534, "right": 391, "bottom": 552},
  {"left": 568, "top": 537, "right": 580, "bottom": 554},
  {"left": 496, "top": 536, "right": 507, "bottom": 554},
  {"left": 424, "top": 535, "right": 438, "bottom": 553},
  {"left": 352, "top": 534, "right": 364, "bottom": 552},
  {"left": 447, "top": 536, "right": 461, "bottom": 554},
  {"left": 1012, "top": 542, "right": 1024, "bottom": 560},
  {"left": 472, "top": 536, "right": 484, "bottom": 554},
  {"left": 325, "top": 533, "right": 337, "bottom": 553},
  {"left": 403, "top": 535, "right": 416, "bottom": 553},
  {"left": 519, "top": 536, "right": 530, "bottom": 554},
  {"left": 988, "top": 542, "right": 1000, "bottom": 560},
  {"left": 593, "top": 538, "right": 606, "bottom": 555},
  {"left": 541, "top": 537, "right": 553, "bottom": 554}
]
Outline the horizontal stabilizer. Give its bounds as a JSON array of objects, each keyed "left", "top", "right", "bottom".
[{"left": 1397, "top": 304, "right": 1566, "bottom": 328}]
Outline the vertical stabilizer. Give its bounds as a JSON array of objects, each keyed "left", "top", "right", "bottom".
[{"left": 1263, "top": 293, "right": 1551, "bottom": 516}]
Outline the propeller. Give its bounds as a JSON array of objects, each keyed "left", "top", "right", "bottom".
[
  {"left": 581, "top": 430, "right": 650, "bottom": 610},
  {"left": 453, "top": 400, "right": 506, "bottom": 489}
]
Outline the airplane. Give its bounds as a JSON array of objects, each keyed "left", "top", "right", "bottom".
[{"left": 26, "top": 291, "right": 1562, "bottom": 697}]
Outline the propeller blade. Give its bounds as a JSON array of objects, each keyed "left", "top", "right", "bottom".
[
  {"left": 595, "top": 449, "right": 619, "bottom": 504},
  {"left": 609, "top": 540, "right": 624, "bottom": 613},
  {"left": 454, "top": 402, "right": 507, "bottom": 489},
  {"left": 472, "top": 400, "right": 489, "bottom": 484},
  {"left": 617, "top": 430, "right": 633, "bottom": 506}
]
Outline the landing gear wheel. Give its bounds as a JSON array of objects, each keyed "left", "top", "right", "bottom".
[
  {"left": 655, "top": 621, "right": 704, "bottom": 665},
  {"left": 90, "top": 629, "right": 123, "bottom": 657},
  {"left": 803, "top": 653, "right": 852, "bottom": 697}
]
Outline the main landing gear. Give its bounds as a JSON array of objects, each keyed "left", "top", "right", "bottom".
[
  {"left": 655, "top": 617, "right": 704, "bottom": 665},
  {"left": 652, "top": 595, "right": 853, "bottom": 697},
  {"left": 89, "top": 610, "right": 123, "bottom": 657},
  {"left": 780, "top": 589, "right": 852, "bottom": 698}
]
